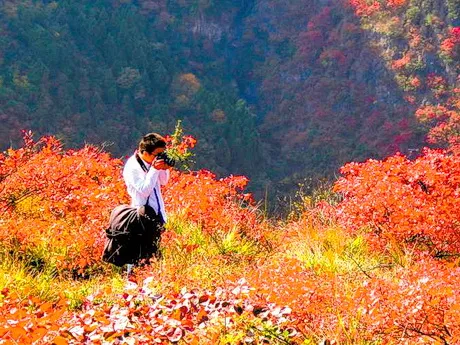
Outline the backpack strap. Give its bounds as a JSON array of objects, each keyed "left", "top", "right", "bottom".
[
  {"left": 135, "top": 153, "right": 162, "bottom": 215},
  {"left": 135, "top": 153, "right": 149, "bottom": 173}
]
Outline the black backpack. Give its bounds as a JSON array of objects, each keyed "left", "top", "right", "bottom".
[{"left": 102, "top": 204, "right": 164, "bottom": 267}]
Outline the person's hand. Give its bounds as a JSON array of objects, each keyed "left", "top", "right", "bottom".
[{"left": 153, "top": 158, "right": 169, "bottom": 170}]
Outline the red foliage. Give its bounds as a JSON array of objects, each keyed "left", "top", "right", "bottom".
[
  {"left": 296, "top": 29, "right": 325, "bottom": 60},
  {"left": 349, "top": 0, "right": 407, "bottom": 16},
  {"left": 426, "top": 74, "right": 447, "bottom": 97},
  {"left": 0, "top": 131, "right": 128, "bottom": 273},
  {"left": 353, "top": 258, "right": 460, "bottom": 344},
  {"left": 0, "top": 131, "right": 266, "bottom": 275},
  {"left": 416, "top": 91, "right": 460, "bottom": 146},
  {"left": 246, "top": 252, "right": 460, "bottom": 343},
  {"left": 334, "top": 148, "right": 460, "bottom": 256},
  {"left": 386, "top": 0, "right": 407, "bottom": 7},
  {"left": 348, "top": 0, "right": 381, "bottom": 16},
  {"left": 440, "top": 27, "right": 460, "bottom": 58},
  {"left": 296, "top": 7, "right": 334, "bottom": 61},
  {"left": 0, "top": 289, "right": 68, "bottom": 344},
  {"left": 392, "top": 53, "right": 412, "bottom": 70},
  {"left": 164, "top": 169, "right": 266, "bottom": 242}
]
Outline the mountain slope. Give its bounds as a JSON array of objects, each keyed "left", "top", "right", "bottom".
[{"left": 0, "top": 0, "right": 458, "bottom": 195}]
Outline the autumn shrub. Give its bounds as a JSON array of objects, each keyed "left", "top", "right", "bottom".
[
  {"left": 0, "top": 131, "right": 128, "bottom": 275},
  {"left": 164, "top": 169, "right": 270, "bottom": 245},
  {"left": 0, "top": 131, "right": 289, "bottom": 344},
  {"left": 334, "top": 147, "right": 460, "bottom": 257},
  {"left": 350, "top": 257, "right": 460, "bottom": 344},
  {"left": 245, "top": 231, "right": 460, "bottom": 344},
  {"left": 0, "top": 129, "right": 269, "bottom": 275}
]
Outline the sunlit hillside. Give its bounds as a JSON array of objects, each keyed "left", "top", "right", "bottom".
[
  {"left": 0, "top": 129, "right": 459, "bottom": 344},
  {"left": 1, "top": 0, "right": 459, "bottom": 343},
  {"left": 0, "top": 0, "right": 458, "bottom": 196}
]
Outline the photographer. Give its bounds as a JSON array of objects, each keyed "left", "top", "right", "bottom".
[{"left": 121, "top": 133, "right": 173, "bottom": 269}]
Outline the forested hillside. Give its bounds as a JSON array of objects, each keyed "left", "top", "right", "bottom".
[
  {"left": 0, "top": 0, "right": 458, "bottom": 195},
  {"left": 247, "top": 0, "right": 458, "bottom": 188}
]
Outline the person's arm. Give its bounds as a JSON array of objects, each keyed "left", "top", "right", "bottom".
[
  {"left": 123, "top": 163, "right": 161, "bottom": 198},
  {"left": 158, "top": 169, "right": 170, "bottom": 186},
  {"left": 152, "top": 157, "right": 170, "bottom": 186}
]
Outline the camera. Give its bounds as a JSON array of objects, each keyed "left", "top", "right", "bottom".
[{"left": 156, "top": 152, "right": 176, "bottom": 167}]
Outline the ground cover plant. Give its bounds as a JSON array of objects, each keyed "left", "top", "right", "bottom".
[{"left": 0, "top": 129, "right": 459, "bottom": 345}]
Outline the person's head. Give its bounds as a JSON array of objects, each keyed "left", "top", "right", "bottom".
[{"left": 138, "top": 133, "right": 166, "bottom": 164}]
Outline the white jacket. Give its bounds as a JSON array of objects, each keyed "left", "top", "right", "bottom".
[{"left": 122, "top": 154, "right": 170, "bottom": 222}]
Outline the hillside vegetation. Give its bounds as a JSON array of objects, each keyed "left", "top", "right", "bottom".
[
  {"left": 0, "top": 0, "right": 458, "bottom": 195},
  {"left": 0, "top": 1, "right": 459, "bottom": 343},
  {"left": 0, "top": 130, "right": 459, "bottom": 344}
]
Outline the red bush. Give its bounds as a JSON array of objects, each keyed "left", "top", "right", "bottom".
[
  {"left": 334, "top": 147, "right": 460, "bottom": 256},
  {"left": 0, "top": 131, "right": 128, "bottom": 273},
  {"left": 0, "top": 131, "right": 266, "bottom": 274}
]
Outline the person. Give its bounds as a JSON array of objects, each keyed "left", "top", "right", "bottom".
[
  {"left": 121, "top": 133, "right": 171, "bottom": 271},
  {"left": 123, "top": 133, "right": 170, "bottom": 220}
]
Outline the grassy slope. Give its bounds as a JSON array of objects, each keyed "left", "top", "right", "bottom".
[{"left": 1, "top": 205, "right": 440, "bottom": 344}]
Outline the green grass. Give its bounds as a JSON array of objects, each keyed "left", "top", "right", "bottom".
[
  {"left": 155, "top": 215, "right": 266, "bottom": 291},
  {"left": 283, "top": 224, "right": 383, "bottom": 276},
  {"left": 0, "top": 250, "right": 125, "bottom": 309}
]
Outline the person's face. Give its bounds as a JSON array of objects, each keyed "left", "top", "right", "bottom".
[{"left": 141, "top": 147, "right": 165, "bottom": 164}]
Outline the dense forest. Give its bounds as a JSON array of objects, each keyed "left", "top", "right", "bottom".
[{"left": 0, "top": 0, "right": 458, "bottom": 196}]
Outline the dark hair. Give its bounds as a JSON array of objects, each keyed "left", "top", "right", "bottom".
[{"left": 138, "top": 133, "right": 166, "bottom": 154}]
